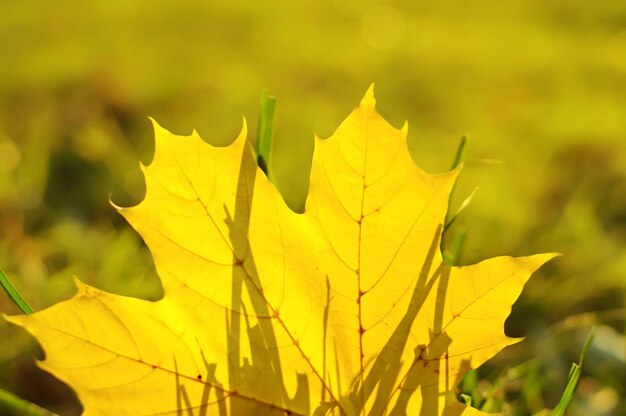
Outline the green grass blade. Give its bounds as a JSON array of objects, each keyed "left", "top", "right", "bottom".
[
  {"left": 551, "top": 363, "right": 580, "bottom": 416},
  {"left": 443, "top": 228, "right": 466, "bottom": 266},
  {"left": 459, "top": 393, "right": 472, "bottom": 406},
  {"left": 551, "top": 327, "right": 596, "bottom": 416},
  {"left": 578, "top": 326, "right": 595, "bottom": 367},
  {"left": 450, "top": 135, "right": 468, "bottom": 170},
  {"left": 0, "top": 386, "right": 58, "bottom": 416},
  {"left": 443, "top": 135, "right": 469, "bottom": 241},
  {"left": 444, "top": 187, "right": 478, "bottom": 234},
  {"left": 256, "top": 90, "right": 276, "bottom": 175},
  {"left": 0, "top": 266, "right": 33, "bottom": 315}
]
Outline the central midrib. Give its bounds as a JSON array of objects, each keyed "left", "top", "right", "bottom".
[{"left": 356, "top": 107, "right": 370, "bottom": 416}]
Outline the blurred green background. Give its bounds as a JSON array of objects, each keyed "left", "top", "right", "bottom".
[{"left": 0, "top": 0, "right": 625, "bottom": 414}]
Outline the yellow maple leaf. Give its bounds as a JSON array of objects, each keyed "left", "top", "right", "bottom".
[{"left": 5, "top": 86, "right": 555, "bottom": 416}]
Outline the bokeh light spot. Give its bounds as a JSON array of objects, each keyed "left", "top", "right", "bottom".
[
  {"left": 361, "top": 5, "right": 406, "bottom": 50},
  {"left": 0, "top": 139, "right": 22, "bottom": 172}
]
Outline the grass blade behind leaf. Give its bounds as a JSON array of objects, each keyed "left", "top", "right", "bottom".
[
  {"left": 443, "top": 228, "right": 466, "bottom": 267},
  {"left": 0, "top": 386, "right": 58, "bottom": 416},
  {"left": 443, "top": 135, "right": 469, "bottom": 241},
  {"left": 551, "top": 327, "right": 596, "bottom": 416},
  {"left": 0, "top": 266, "right": 33, "bottom": 315},
  {"left": 256, "top": 90, "right": 276, "bottom": 176},
  {"left": 450, "top": 135, "right": 468, "bottom": 170},
  {"left": 444, "top": 187, "right": 478, "bottom": 233}
]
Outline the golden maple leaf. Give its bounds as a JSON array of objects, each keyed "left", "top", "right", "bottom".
[{"left": 5, "top": 86, "right": 555, "bottom": 416}]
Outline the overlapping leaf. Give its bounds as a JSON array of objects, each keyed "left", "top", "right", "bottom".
[{"left": 5, "top": 87, "right": 555, "bottom": 415}]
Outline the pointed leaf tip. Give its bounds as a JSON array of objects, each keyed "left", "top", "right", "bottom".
[
  {"left": 72, "top": 275, "right": 86, "bottom": 289},
  {"left": 2, "top": 313, "right": 24, "bottom": 330},
  {"left": 360, "top": 83, "right": 376, "bottom": 108},
  {"left": 71, "top": 276, "right": 98, "bottom": 298}
]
